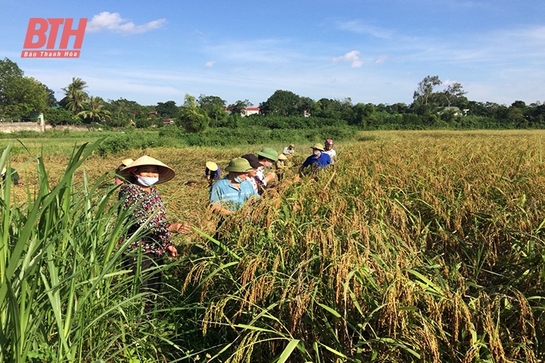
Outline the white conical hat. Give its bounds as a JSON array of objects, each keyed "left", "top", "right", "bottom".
[
  {"left": 121, "top": 158, "right": 134, "bottom": 167},
  {"left": 206, "top": 161, "right": 218, "bottom": 171},
  {"left": 120, "top": 155, "right": 175, "bottom": 184}
]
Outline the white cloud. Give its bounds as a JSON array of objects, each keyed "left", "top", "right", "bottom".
[
  {"left": 332, "top": 51, "right": 363, "bottom": 68},
  {"left": 206, "top": 39, "right": 298, "bottom": 64},
  {"left": 86, "top": 12, "right": 167, "bottom": 34},
  {"left": 374, "top": 55, "right": 388, "bottom": 64},
  {"left": 205, "top": 61, "right": 215, "bottom": 67},
  {"left": 337, "top": 20, "right": 393, "bottom": 39},
  {"left": 442, "top": 79, "right": 459, "bottom": 86}
]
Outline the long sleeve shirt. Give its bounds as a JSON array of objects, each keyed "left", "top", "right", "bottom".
[{"left": 119, "top": 183, "right": 174, "bottom": 256}]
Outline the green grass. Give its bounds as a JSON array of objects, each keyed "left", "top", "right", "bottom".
[{"left": 0, "top": 140, "right": 189, "bottom": 362}]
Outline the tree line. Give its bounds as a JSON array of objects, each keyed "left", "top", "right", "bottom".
[{"left": 1, "top": 57, "right": 544, "bottom": 131}]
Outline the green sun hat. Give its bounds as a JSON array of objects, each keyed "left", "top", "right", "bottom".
[
  {"left": 311, "top": 143, "right": 324, "bottom": 151},
  {"left": 225, "top": 158, "right": 253, "bottom": 172},
  {"left": 257, "top": 147, "right": 278, "bottom": 162}
]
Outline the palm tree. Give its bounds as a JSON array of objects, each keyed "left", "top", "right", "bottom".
[
  {"left": 77, "top": 96, "right": 111, "bottom": 123},
  {"left": 61, "top": 77, "right": 89, "bottom": 114}
]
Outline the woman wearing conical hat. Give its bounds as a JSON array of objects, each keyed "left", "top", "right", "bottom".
[{"left": 118, "top": 155, "right": 190, "bottom": 294}]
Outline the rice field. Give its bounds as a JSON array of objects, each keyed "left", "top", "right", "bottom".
[{"left": 1, "top": 130, "right": 545, "bottom": 362}]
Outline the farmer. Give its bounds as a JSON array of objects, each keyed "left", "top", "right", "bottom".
[
  {"left": 282, "top": 143, "right": 295, "bottom": 157},
  {"left": 209, "top": 157, "right": 259, "bottom": 216},
  {"left": 241, "top": 153, "right": 266, "bottom": 195},
  {"left": 298, "top": 142, "right": 332, "bottom": 176},
  {"left": 1, "top": 166, "right": 20, "bottom": 186},
  {"left": 114, "top": 158, "right": 134, "bottom": 185},
  {"left": 256, "top": 147, "right": 278, "bottom": 188},
  {"left": 204, "top": 161, "right": 221, "bottom": 186},
  {"left": 118, "top": 155, "right": 190, "bottom": 296},
  {"left": 276, "top": 153, "right": 288, "bottom": 181},
  {"left": 323, "top": 139, "right": 337, "bottom": 164}
]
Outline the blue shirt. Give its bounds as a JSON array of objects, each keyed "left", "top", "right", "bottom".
[
  {"left": 210, "top": 178, "right": 259, "bottom": 211},
  {"left": 205, "top": 167, "right": 221, "bottom": 180},
  {"left": 302, "top": 152, "right": 332, "bottom": 171}
]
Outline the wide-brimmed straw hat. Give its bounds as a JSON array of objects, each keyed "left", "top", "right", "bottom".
[
  {"left": 311, "top": 143, "right": 324, "bottom": 151},
  {"left": 120, "top": 155, "right": 175, "bottom": 184},
  {"left": 206, "top": 161, "right": 218, "bottom": 171},
  {"left": 225, "top": 158, "right": 253, "bottom": 173},
  {"left": 277, "top": 153, "right": 288, "bottom": 161}
]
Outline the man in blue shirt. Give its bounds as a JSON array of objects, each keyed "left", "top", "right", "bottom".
[
  {"left": 298, "top": 142, "right": 332, "bottom": 176},
  {"left": 210, "top": 158, "right": 259, "bottom": 216}
]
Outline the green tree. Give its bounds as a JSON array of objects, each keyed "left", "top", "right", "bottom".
[
  {"left": 61, "top": 77, "right": 89, "bottom": 114},
  {"left": 0, "top": 57, "right": 23, "bottom": 80},
  {"left": 315, "top": 98, "right": 343, "bottom": 119},
  {"left": 0, "top": 58, "right": 49, "bottom": 119},
  {"left": 1, "top": 77, "right": 48, "bottom": 119},
  {"left": 298, "top": 96, "right": 317, "bottom": 116},
  {"left": 77, "top": 96, "right": 111, "bottom": 124},
  {"left": 45, "top": 86, "right": 57, "bottom": 107},
  {"left": 134, "top": 118, "right": 152, "bottom": 128},
  {"left": 443, "top": 82, "right": 467, "bottom": 108},
  {"left": 390, "top": 102, "right": 409, "bottom": 114},
  {"left": 507, "top": 101, "right": 527, "bottom": 127},
  {"left": 339, "top": 97, "right": 354, "bottom": 122},
  {"left": 225, "top": 112, "right": 242, "bottom": 129},
  {"left": 198, "top": 94, "right": 227, "bottom": 127},
  {"left": 259, "top": 90, "right": 300, "bottom": 116},
  {"left": 105, "top": 98, "right": 145, "bottom": 126},
  {"left": 352, "top": 102, "right": 375, "bottom": 128},
  {"left": 0, "top": 58, "right": 24, "bottom": 116},
  {"left": 179, "top": 94, "right": 209, "bottom": 133},
  {"left": 413, "top": 75, "right": 442, "bottom": 106},
  {"left": 156, "top": 100, "right": 178, "bottom": 118},
  {"left": 227, "top": 99, "right": 252, "bottom": 116},
  {"left": 43, "top": 107, "right": 78, "bottom": 126},
  {"left": 527, "top": 102, "right": 545, "bottom": 127}
]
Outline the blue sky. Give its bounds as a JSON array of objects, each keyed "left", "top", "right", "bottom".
[{"left": 1, "top": 0, "right": 544, "bottom": 107}]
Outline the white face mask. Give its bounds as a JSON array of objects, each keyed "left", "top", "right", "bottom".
[
  {"left": 313, "top": 151, "right": 321, "bottom": 156},
  {"left": 137, "top": 176, "right": 159, "bottom": 187}
]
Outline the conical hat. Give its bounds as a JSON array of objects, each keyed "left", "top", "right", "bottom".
[
  {"left": 206, "top": 161, "right": 218, "bottom": 171},
  {"left": 120, "top": 155, "right": 175, "bottom": 184},
  {"left": 121, "top": 158, "right": 134, "bottom": 167}
]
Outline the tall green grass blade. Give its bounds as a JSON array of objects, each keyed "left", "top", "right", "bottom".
[{"left": 276, "top": 339, "right": 300, "bottom": 363}]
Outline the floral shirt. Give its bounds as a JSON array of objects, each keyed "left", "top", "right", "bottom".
[{"left": 119, "top": 183, "right": 173, "bottom": 256}]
